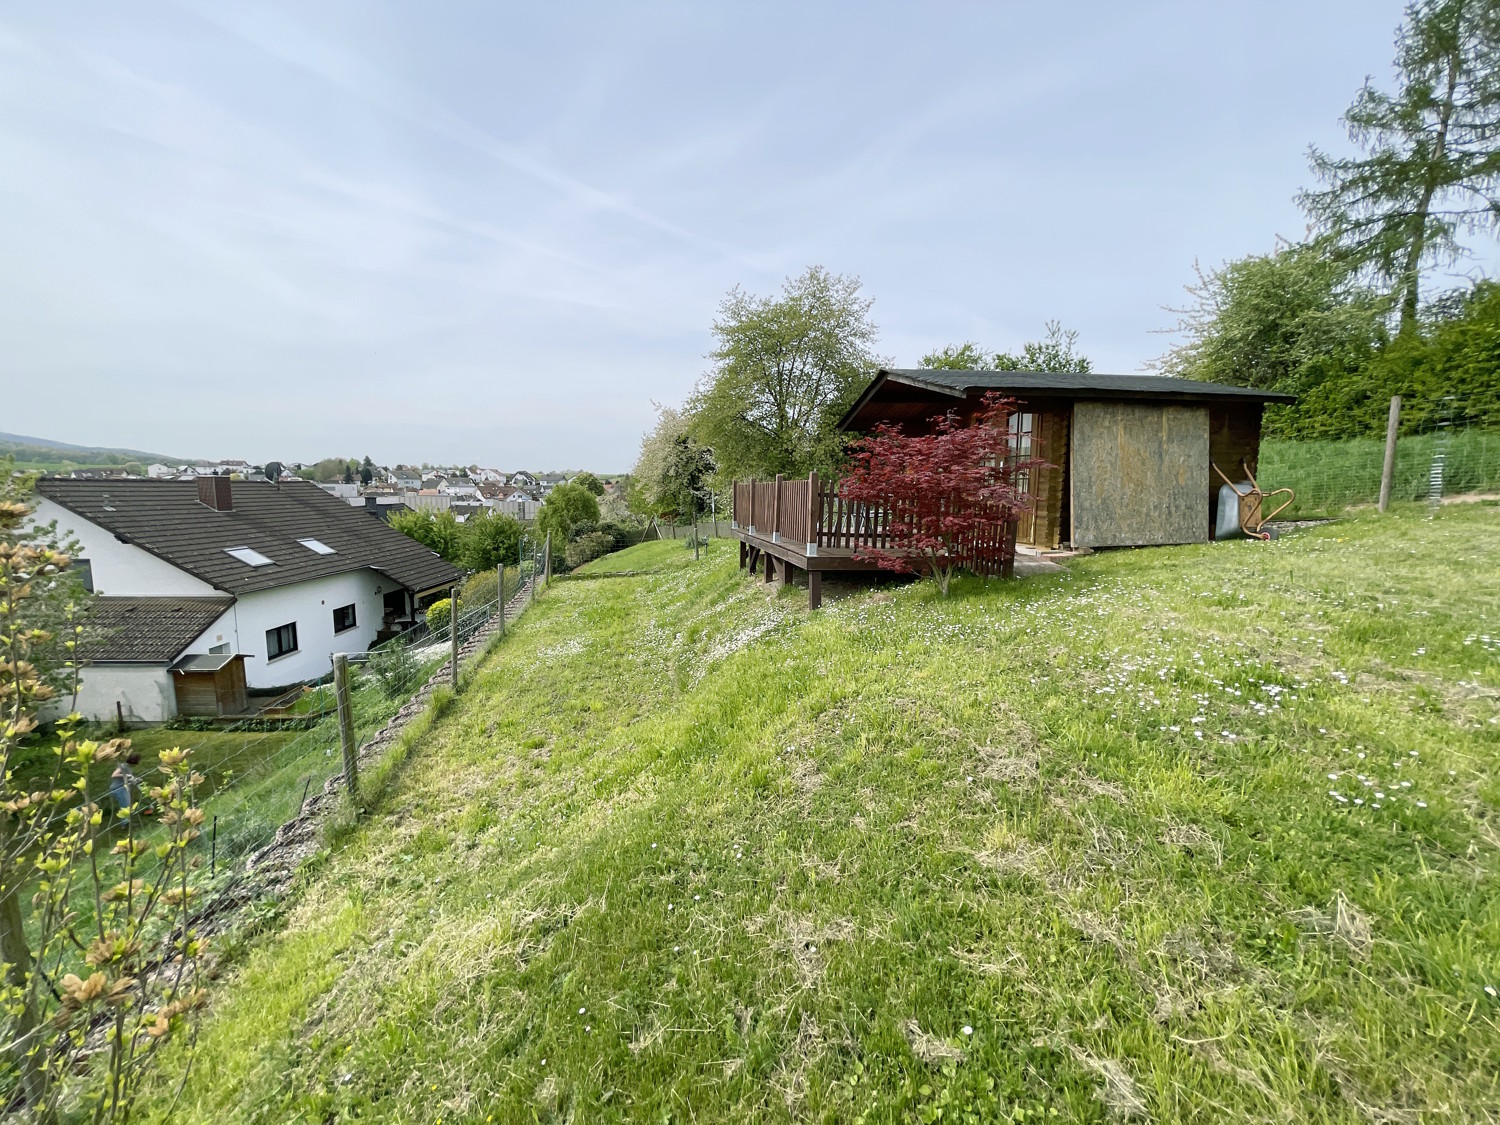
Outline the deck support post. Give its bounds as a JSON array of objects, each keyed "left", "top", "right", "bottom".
[
  {"left": 764, "top": 553, "right": 775, "bottom": 583},
  {"left": 739, "top": 540, "right": 748, "bottom": 569},
  {"left": 808, "top": 569, "right": 822, "bottom": 610}
]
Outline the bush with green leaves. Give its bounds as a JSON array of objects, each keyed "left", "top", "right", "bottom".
[
  {"left": 536, "top": 483, "right": 601, "bottom": 543},
  {"left": 461, "top": 568, "right": 498, "bottom": 606},
  {"left": 368, "top": 643, "right": 419, "bottom": 698},
  {"left": 565, "top": 531, "right": 616, "bottom": 569},
  {"left": 425, "top": 597, "right": 455, "bottom": 633}
]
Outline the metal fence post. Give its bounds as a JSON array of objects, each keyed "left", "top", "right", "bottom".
[
  {"left": 1379, "top": 394, "right": 1401, "bottom": 512},
  {"left": 531, "top": 539, "right": 538, "bottom": 604},
  {"left": 450, "top": 583, "right": 460, "bottom": 688},
  {"left": 496, "top": 564, "right": 506, "bottom": 636},
  {"left": 544, "top": 532, "right": 552, "bottom": 587},
  {"left": 333, "top": 653, "right": 357, "bottom": 796}
]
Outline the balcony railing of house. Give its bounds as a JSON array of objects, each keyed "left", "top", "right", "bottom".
[{"left": 730, "top": 472, "right": 1017, "bottom": 579}]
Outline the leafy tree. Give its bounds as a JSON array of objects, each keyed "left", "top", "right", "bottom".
[
  {"left": 919, "top": 342, "right": 991, "bottom": 369},
  {"left": 838, "top": 395, "right": 1036, "bottom": 596},
  {"left": 359, "top": 455, "right": 374, "bottom": 486},
  {"left": 993, "top": 320, "right": 1092, "bottom": 373},
  {"left": 571, "top": 471, "right": 605, "bottom": 496},
  {"left": 1158, "top": 242, "right": 1389, "bottom": 436},
  {"left": 536, "top": 483, "right": 601, "bottom": 543},
  {"left": 689, "top": 266, "right": 882, "bottom": 480},
  {"left": 663, "top": 435, "right": 716, "bottom": 524},
  {"left": 460, "top": 511, "right": 521, "bottom": 571},
  {"left": 2, "top": 466, "right": 205, "bottom": 1118},
  {"left": 919, "top": 322, "right": 1091, "bottom": 373},
  {"left": 1301, "top": 0, "right": 1500, "bottom": 331},
  {"left": 388, "top": 508, "right": 462, "bottom": 562}
]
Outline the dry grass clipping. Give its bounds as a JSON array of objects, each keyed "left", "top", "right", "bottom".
[
  {"left": 1288, "top": 890, "right": 1373, "bottom": 958},
  {"left": 1068, "top": 1044, "right": 1149, "bottom": 1120},
  {"left": 904, "top": 1019, "right": 966, "bottom": 1065}
]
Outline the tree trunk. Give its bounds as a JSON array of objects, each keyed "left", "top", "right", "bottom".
[
  {"left": 0, "top": 878, "right": 47, "bottom": 1113},
  {"left": 1399, "top": 30, "right": 1463, "bottom": 333}
]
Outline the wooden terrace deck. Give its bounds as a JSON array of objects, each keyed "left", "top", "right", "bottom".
[{"left": 729, "top": 473, "right": 1018, "bottom": 608}]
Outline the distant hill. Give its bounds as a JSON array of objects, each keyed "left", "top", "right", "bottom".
[{"left": 0, "top": 432, "right": 189, "bottom": 469}]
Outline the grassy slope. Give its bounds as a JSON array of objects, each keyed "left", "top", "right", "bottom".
[{"left": 151, "top": 506, "right": 1499, "bottom": 1123}]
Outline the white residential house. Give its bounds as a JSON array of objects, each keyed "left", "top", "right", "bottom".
[
  {"left": 34, "top": 476, "right": 460, "bottom": 723},
  {"left": 469, "top": 467, "right": 506, "bottom": 483},
  {"left": 508, "top": 471, "right": 539, "bottom": 489}
]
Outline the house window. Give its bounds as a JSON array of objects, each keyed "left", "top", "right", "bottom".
[
  {"left": 74, "top": 559, "right": 94, "bottom": 593},
  {"left": 332, "top": 603, "right": 357, "bottom": 633},
  {"left": 209, "top": 643, "right": 229, "bottom": 655},
  {"left": 226, "top": 546, "right": 274, "bottom": 567},
  {"left": 266, "top": 621, "right": 298, "bottom": 660}
]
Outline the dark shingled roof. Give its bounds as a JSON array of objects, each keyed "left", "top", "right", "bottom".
[
  {"left": 839, "top": 368, "right": 1296, "bottom": 430},
  {"left": 84, "top": 596, "right": 235, "bottom": 663},
  {"left": 37, "top": 478, "right": 462, "bottom": 596}
]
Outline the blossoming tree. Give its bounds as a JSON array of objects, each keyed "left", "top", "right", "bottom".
[{"left": 838, "top": 393, "right": 1038, "bottom": 595}]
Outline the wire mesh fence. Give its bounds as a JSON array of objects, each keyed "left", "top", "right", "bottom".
[
  {"left": 1258, "top": 422, "right": 1500, "bottom": 518},
  {"left": 12, "top": 541, "right": 544, "bottom": 1009}
]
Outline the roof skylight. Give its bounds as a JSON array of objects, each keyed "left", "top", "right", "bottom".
[
  {"left": 224, "top": 546, "right": 273, "bottom": 567},
  {"left": 298, "top": 538, "right": 336, "bottom": 555}
]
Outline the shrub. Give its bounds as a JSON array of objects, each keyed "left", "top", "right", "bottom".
[
  {"left": 462, "top": 569, "right": 498, "bottom": 606},
  {"left": 566, "top": 530, "right": 616, "bottom": 569},
  {"left": 426, "top": 597, "right": 455, "bottom": 632},
  {"left": 369, "top": 643, "right": 419, "bottom": 698}
]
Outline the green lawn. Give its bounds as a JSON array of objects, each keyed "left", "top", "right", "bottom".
[{"left": 147, "top": 506, "right": 1500, "bottom": 1123}]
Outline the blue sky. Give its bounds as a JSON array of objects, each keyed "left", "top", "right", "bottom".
[{"left": 1, "top": 0, "right": 1469, "bottom": 470}]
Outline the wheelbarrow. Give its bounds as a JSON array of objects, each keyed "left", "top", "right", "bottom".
[{"left": 1213, "top": 460, "right": 1294, "bottom": 540}]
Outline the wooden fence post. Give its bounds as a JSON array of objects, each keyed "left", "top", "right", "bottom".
[
  {"left": 747, "top": 478, "right": 756, "bottom": 536},
  {"left": 806, "top": 471, "right": 819, "bottom": 556},
  {"left": 333, "top": 653, "right": 357, "bottom": 796},
  {"left": 771, "top": 474, "right": 784, "bottom": 543},
  {"left": 1379, "top": 395, "right": 1401, "bottom": 513},
  {"left": 449, "top": 584, "right": 460, "bottom": 688}
]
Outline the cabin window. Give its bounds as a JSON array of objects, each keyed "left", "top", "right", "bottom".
[
  {"left": 332, "top": 603, "right": 357, "bottom": 634},
  {"left": 1008, "top": 412, "right": 1035, "bottom": 493},
  {"left": 266, "top": 621, "right": 298, "bottom": 660}
]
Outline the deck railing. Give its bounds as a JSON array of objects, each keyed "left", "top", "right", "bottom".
[{"left": 732, "top": 473, "right": 1018, "bottom": 577}]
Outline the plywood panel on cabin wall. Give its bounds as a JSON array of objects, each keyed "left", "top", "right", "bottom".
[{"left": 1071, "top": 402, "right": 1209, "bottom": 547}]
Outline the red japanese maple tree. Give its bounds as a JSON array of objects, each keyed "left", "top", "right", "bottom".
[{"left": 838, "top": 393, "right": 1039, "bottom": 595}]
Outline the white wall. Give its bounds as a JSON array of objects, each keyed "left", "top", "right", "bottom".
[
  {"left": 32, "top": 498, "right": 217, "bottom": 596},
  {"left": 230, "top": 569, "right": 389, "bottom": 689},
  {"left": 53, "top": 665, "right": 178, "bottom": 724}
]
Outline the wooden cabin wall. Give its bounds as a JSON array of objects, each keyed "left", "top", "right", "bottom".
[{"left": 1208, "top": 404, "right": 1263, "bottom": 536}]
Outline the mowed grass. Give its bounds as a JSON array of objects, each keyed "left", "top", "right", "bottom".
[{"left": 148, "top": 506, "right": 1500, "bottom": 1123}]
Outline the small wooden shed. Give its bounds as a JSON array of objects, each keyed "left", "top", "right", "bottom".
[
  {"left": 838, "top": 370, "right": 1294, "bottom": 549},
  {"left": 169, "top": 652, "right": 249, "bottom": 718}
]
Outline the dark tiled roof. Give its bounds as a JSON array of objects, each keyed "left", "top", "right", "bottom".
[
  {"left": 840, "top": 368, "right": 1295, "bottom": 430},
  {"left": 38, "top": 478, "right": 462, "bottom": 595},
  {"left": 84, "top": 596, "right": 235, "bottom": 663},
  {"left": 881, "top": 369, "right": 1296, "bottom": 401}
]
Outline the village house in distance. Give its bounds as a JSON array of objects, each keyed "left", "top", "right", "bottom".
[{"left": 33, "top": 475, "right": 462, "bottom": 723}]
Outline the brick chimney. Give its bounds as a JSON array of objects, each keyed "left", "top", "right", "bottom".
[{"left": 197, "top": 474, "right": 233, "bottom": 511}]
